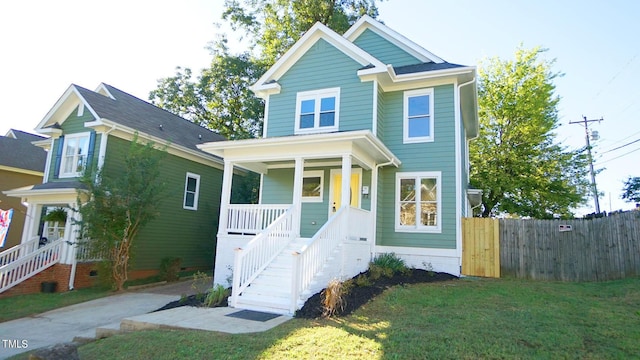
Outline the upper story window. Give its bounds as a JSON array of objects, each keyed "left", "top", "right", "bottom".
[
  {"left": 403, "top": 88, "right": 434, "bottom": 143},
  {"left": 302, "top": 170, "right": 324, "bottom": 203},
  {"left": 295, "top": 88, "right": 340, "bottom": 134},
  {"left": 183, "top": 172, "right": 201, "bottom": 210},
  {"left": 60, "top": 132, "right": 90, "bottom": 177},
  {"left": 396, "top": 171, "right": 441, "bottom": 233}
]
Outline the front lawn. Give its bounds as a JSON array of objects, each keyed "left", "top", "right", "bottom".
[{"left": 76, "top": 277, "right": 640, "bottom": 359}]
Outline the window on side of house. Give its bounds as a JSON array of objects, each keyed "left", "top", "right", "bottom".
[
  {"left": 395, "top": 171, "right": 441, "bottom": 233},
  {"left": 295, "top": 88, "right": 340, "bottom": 134},
  {"left": 183, "top": 172, "right": 201, "bottom": 210},
  {"left": 403, "top": 88, "right": 434, "bottom": 143},
  {"left": 302, "top": 170, "right": 324, "bottom": 203},
  {"left": 60, "top": 132, "right": 90, "bottom": 177}
]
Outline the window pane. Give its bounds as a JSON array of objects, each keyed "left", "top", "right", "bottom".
[
  {"left": 65, "top": 139, "right": 77, "bottom": 156},
  {"left": 408, "top": 116, "right": 430, "bottom": 138},
  {"left": 75, "top": 155, "right": 85, "bottom": 172},
  {"left": 400, "top": 178, "right": 415, "bottom": 201},
  {"left": 399, "top": 202, "right": 416, "bottom": 226},
  {"left": 187, "top": 177, "right": 197, "bottom": 192},
  {"left": 300, "top": 114, "right": 315, "bottom": 128},
  {"left": 320, "top": 97, "right": 335, "bottom": 112},
  {"left": 319, "top": 112, "right": 335, "bottom": 127},
  {"left": 408, "top": 95, "right": 429, "bottom": 117},
  {"left": 301, "top": 99, "right": 315, "bottom": 114},
  {"left": 77, "top": 137, "right": 88, "bottom": 155},
  {"left": 185, "top": 192, "right": 195, "bottom": 207},
  {"left": 420, "top": 178, "right": 437, "bottom": 201},
  {"left": 302, "top": 177, "right": 321, "bottom": 197},
  {"left": 421, "top": 203, "right": 437, "bottom": 226}
]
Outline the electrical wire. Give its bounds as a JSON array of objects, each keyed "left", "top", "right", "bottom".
[
  {"left": 598, "top": 145, "right": 640, "bottom": 164},
  {"left": 600, "top": 138, "right": 640, "bottom": 154}
]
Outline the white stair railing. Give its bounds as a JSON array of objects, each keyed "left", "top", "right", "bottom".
[
  {"left": 231, "top": 205, "right": 295, "bottom": 307},
  {"left": 226, "top": 204, "right": 290, "bottom": 234},
  {"left": 0, "top": 237, "right": 41, "bottom": 267},
  {"left": 291, "top": 207, "right": 371, "bottom": 313},
  {"left": 0, "top": 239, "right": 64, "bottom": 293}
]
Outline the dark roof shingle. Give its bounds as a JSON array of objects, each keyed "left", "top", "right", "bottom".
[
  {"left": 393, "top": 62, "right": 467, "bottom": 75},
  {"left": 0, "top": 136, "right": 46, "bottom": 173}
]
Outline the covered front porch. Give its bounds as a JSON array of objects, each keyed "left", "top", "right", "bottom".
[{"left": 198, "top": 130, "right": 400, "bottom": 314}]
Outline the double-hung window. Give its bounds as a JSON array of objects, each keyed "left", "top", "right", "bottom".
[
  {"left": 396, "top": 171, "right": 441, "bottom": 232},
  {"left": 403, "top": 88, "right": 434, "bottom": 143},
  {"left": 302, "top": 170, "right": 324, "bottom": 203},
  {"left": 295, "top": 88, "right": 340, "bottom": 134},
  {"left": 183, "top": 172, "right": 200, "bottom": 210},
  {"left": 60, "top": 132, "right": 90, "bottom": 177}
]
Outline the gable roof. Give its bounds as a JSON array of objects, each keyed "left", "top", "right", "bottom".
[
  {"left": 36, "top": 83, "right": 226, "bottom": 158},
  {"left": 0, "top": 135, "right": 46, "bottom": 174},
  {"left": 344, "top": 15, "right": 444, "bottom": 64},
  {"left": 5, "top": 129, "right": 47, "bottom": 142}
]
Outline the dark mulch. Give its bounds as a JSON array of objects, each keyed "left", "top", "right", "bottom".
[
  {"left": 295, "top": 270, "right": 457, "bottom": 319},
  {"left": 153, "top": 270, "right": 457, "bottom": 317}
]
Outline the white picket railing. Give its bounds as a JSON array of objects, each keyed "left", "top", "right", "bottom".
[
  {"left": 230, "top": 205, "right": 295, "bottom": 307},
  {"left": 0, "top": 238, "right": 63, "bottom": 293},
  {"left": 226, "top": 204, "right": 291, "bottom": 234},
  {"left": 291, "top": 207, "right": 371, "bottom": 313},
  {"left": 0, "top": 237, "right": 41, "bottom": 267},
  {"left": 75, "top": 240, "right": 105, "bottom": 262}
]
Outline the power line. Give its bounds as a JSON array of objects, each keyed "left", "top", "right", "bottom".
[
  {"left": 599, "top": 145, "right": 640, "bottom": 165},
  {"left": 569, "top": 116, "right": 603, "bottom": 213},
  {"left": 600, "top": 138, "right": 640, "bottom": 154}
]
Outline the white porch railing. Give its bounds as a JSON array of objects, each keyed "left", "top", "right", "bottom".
[
  {"left": 0, "top": 237, "right": 41, "bottom": 267},
  {"left": 291, "top": 207, "right": 371, "bottom": 313},
  {"left": 75, "top": 240, "right": 105, "bottom": 262},
  {"left": 231, "top": 205, "right": 295, "bottom": 307},
  {"left": 226, "top": 204, "right": 291, "bottom": 234},
  {"left": 0, "top": 238, "right": 63, "bottom": 293}
]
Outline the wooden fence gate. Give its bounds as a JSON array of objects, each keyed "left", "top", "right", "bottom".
[{"left": 462, "top": 218, "right": 500, "bottom": 278}]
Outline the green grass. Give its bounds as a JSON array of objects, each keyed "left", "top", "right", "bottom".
[
  {"left": 0, "top": 287, "right": 111, "bottom": 323},
  {"left": 76, "top": 277, "right": 640, "bottom": 359}
]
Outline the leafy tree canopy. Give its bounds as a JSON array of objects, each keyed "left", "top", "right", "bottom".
[
  {"left": 621, "top": 176, "right": 640, "bottom": 203},
  {"left": 470, "top": 46, "right": 590, "bottom": 219}
]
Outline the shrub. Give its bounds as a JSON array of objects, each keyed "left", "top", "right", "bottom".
[
  {"left": 159, "top": 257, "right": 182, "bottom": 282},
  {"left": 355, "top": 274, "right": 373, "bottom": 287},
  {"left": 322, "top": 279, "right": 350, "bottom": 317},
  {"left": 370, "top": 253, "right": 409, "bottom": 278},
  {"left": 204, "top": 284, "right": 229, "bottom": 307}
]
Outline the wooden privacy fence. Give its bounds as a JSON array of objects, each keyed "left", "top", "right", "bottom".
[{"left": 462, "top": 211, "right": 640, "bottom": 281}]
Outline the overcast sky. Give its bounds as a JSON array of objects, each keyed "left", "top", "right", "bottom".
[{"left": 1, "top": 0, "right": 638, "bottom": 214}]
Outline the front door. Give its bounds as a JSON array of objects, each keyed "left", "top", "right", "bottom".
[{"left": 329, "top": 168, "right": 362, "bottom": 215}]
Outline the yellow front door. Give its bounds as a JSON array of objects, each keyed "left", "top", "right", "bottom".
[{"left": 330, "top": 169, "right": 361, "bottom": 214}]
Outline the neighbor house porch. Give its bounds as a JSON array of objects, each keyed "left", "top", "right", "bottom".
[{"left": 198, "top": 130, "right": 400, "bottom": 314}]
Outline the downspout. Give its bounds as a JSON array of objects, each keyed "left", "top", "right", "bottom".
[{"left": 370, "top": 159, "right": 398, "bottom": 257}]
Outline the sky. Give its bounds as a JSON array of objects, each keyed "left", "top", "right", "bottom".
[{"left": 1, "top": 0, "right": 638, "bottom": 215}]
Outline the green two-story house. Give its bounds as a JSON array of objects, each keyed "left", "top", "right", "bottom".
[
  {"left": 3, "top": 83, "right": 225, "bottom": 294},
  {"left": 199, "top": 15, "right": 480, "bottom": 315}
]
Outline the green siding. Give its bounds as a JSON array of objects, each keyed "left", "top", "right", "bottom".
[
  {"left": 48, "top": 106, "right": 101, "bottom": 182},
  {"left": 102, "top": 136, "right": 222, "bottom": 270},
  {"left": 267, "top": 38, "right": 373, "bottom": 137},
  {"left": 352, "top": 29, "right": 421, "bottom": 67},
  {"left": 262, "top": 167, "right": 372, "bottom": 238},
  {"left": 376, "top": 84, "right": 385, "bottom": 140},
  {"left": 377, "top": 84, "right": 457, "bottom": 249}
]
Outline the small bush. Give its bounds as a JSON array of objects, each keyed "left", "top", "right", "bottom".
[
  {"left": 355, "top": 274, "right": 373, "bottom": 287},
  {"left": 372, "top": 253, "right": 408, "bottom": 275},
  {"left": 322, "top": 279, "right": 350, "bottom": 317},
  {"left": 191, "top": 271, "right": 212, "bottom": 298},
  {"left": 159, "top": 257, "right": 181, "bottom": 282},
  {"left": 204, "top": 284, "right": 229, "bottom": 307}
]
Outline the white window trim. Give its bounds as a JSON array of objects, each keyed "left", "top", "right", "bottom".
[
  {"left": 395, "top": 171, "right": 442, "bottom": 233},
  {"left": 294, "top": 87, "right": 340, "bottom": 135},
  {"left": 403, "top": 88, "right": 434, "bottom": 144},
  {"left": 183, "top": 172, "right": 201, "bottom": 210},
  {"left": 59, "top": 132, "right": 90, "bottom": 178},
  {"left": 302, "top": 170, "right": 324, "bottom": 203}
]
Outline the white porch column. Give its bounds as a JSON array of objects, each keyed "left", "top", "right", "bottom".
[
  {"left": 340, "top": 154, "right": 352, "bottom": 210},
  {"left": 292, "top": 157, "right": 304, "bottom": 237},
  {"left": 218, "top": 160, "right": 234, "bottom": 236}
]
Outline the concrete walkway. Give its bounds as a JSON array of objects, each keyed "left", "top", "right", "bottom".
[{"left": 0, "top": 281, "right": 291, "bottom": 359}]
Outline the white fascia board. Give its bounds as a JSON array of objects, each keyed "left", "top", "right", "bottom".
[
  {"left": 94, "top": 83, "right": 115, "bottom": 99},
  {"left": 343, "top": 15, "right": 444, "bottom": 64},
  {"left": 252, "top": 22, "right": 385, "bottom": 93},
  {"left": 36, "top": 85, "right": 100, "bottom": 131},
  {"left": 250, "top": 82, "right": 281, "bottom": 100},
  {"left": 31, "top": 139, "right": 52, "bottom": 149},
  {"left": 367, "top": 66, "right": 476, "bottom": 92},
  {"left": 4, "top": 186, "right": 79, "bottom": 199},
  {"left": 85, "top": 119, "right": 224, "bottom": 170},
  {"left": 0, "top": 165, "right": 43, "bottom": 177}
]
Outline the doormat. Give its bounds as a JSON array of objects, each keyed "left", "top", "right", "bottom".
[{"left": 225, "top": 310, "right": 280, "bottom": 322}]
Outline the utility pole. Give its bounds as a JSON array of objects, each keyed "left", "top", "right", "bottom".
[{"left": 570, "top": 116, "right": 603, "bottom": 213}]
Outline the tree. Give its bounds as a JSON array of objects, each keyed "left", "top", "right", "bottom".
[
  {"left": 223, "top": 0, "right": 383, "bottom": 65},
  {"left": 76, "top": 135, "right": 167, "bottom": 291},
  {"left": 622, "top": 177, "right": 640, "bottom": 203},
  {"left": 150, "top": 39, "right": 265, "bottom": 140},
  {"left": 469, "top": 47, "right": 590, "bottom": 219}
]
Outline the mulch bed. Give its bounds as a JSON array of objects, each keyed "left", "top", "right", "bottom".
[
  {"left": 295, "top": 269, "right": 457, "bottom": 319},
  {"left": 153, "top": 270, "right": 457, "bottom": 317}
]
